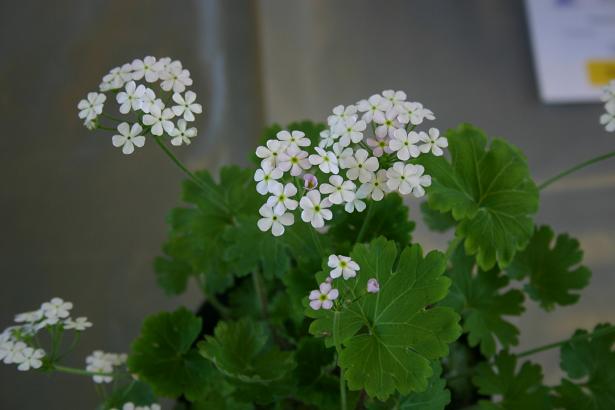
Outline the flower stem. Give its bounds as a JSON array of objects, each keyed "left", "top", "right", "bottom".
[
  {"left": 53, "top": 365, "right": 120, "bottom": 378},
  {"left": 100, "top": 112, "right": 123, "bottom": 123},
  {"left": 153, "top": 135, "right": 228, "bottom": 213},
  {"left": 516, "top": 324, "right": 615, "bottom": 358},
  {"left": 333, "top": 311, "right": 347, "bottom": 410},
  {"left": 252, "top": 270, "right": 268, "bottom": 320},
  {"left": 310, "top": 226, "right": 325, "bottom": 256},
  {"left": 339, "top": 363, "right": 348, "bottom": 410},
  {"left": 538, "top": 150, "right": 615, "bottom": 191},
  {"left": 356, "top": 202, "right": 375, "bottom": 243}
]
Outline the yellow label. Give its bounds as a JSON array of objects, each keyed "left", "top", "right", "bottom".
[{"left": 587, "top": 60, "right": 615, "bottom": 85}]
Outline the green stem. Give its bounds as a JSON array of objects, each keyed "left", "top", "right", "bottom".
[
  {"left": 153, "top": 135, "right": 228, "bottom": 213},
  {"left": 100, "top": 112, "right": 123, "bottom": 123},
  {"left": 339, "top": 363, "right": 348, "bottom": 410},
  {"left": 310, "top": 226, "right": 325, "bottom": 256},
  {"left": 252, "top": 270, "right": 268, "bottom": 320},
  {"left": 53, "top": 365, "right": 121, "bottom": 378},
  {"left": 538, "top": 150, "right": 615, "bottom": 190},
  {"left": 333, "top": 312, "right": 347, "bottom": 410},
  {"left": 516, "top": 324, "right": 615, "bottom": 358},
  {"left": 97, "top": 125, "right": 116, "bottom": 132},
  {"left": 207, "top": 293, "right": 232, "bottom": 319},
  {"left": 356, "top": 202, "right": 375, "bottom": 243}
]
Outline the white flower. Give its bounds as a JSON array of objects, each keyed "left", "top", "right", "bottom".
[
  {"left": 344, "top": 196, "right": 366, "bottom": 213},
  {"left": 344, "top": 148, "right": 379, "bottom": 183},
  {"left": 143, "top": 105, "right": 175, "bottom": 136},
  {"left": 357, "top": 94, "right": 392, "bottom": 123},
  {"left": 277, "top": 130, "right": 310, "bottom": 151},
  {"left": 257, "top": 205, "right": 294, "bottom": 237},
  {"left": 77, "top": 92, "right": 106, "bottom": 122},
  {"left": 112, "top": 123, "right": 146, "bottom": 155},
  {"left": 86, "top": 351, "right": 119, "bottom": 383},
  {"left": 64, "top": 317, "right": 93, "bottom": 331},
  {"left": 418, "top": 128, "right": 448, "bottom": 156},
  {"left": 171, "top": 91, "right": 202, "bottom": 122},
  {"left": 309, "top": 282, "right": 339, "bottom": 310},
  {"left": 255, "top": 139, "right": 285, "bottom": 168},
  {"left": 139, "top": 88, "right": 157, "bottom": 114},
  {"left": 320, "top": 175, "right": 356, "bottom": 205},
  {"left": 266, "top": 183, "right": 298, "bottom": 215},
  {"left": 169, "top": 119, "right": 197, "bottom": 146},
  {"left": 318, "top": 129, "right": 338, "bottom": 148},
  {"left": 254, "top": 162, "right": 283, "bottom": 195},
  {"left": 131, "top": 56, "right": 164, "bottom": 83},
  {"left": 601, "top": 100, "right": 615, "bottom": 132},
  {"left": 278, "top": 147, "right": 310, "bottom": 176},
  {"left": 374, "top": 108, "right": 401, "bottom": 138},
  {"left": 41, "top": 298, "right": 73, "bottom": 325},
  {"left": 390, "top": 129, "right": 420, "bottom": 160},
  {"left": 14, "top": 310, "right": 43, "bottom": 323},
  {"left": 334, "top": 117, "right": 367, "bottom": 146},
  {"left": 2, "top": 341, "right": 27, "bottom": 364},
  {"left": 160, "top": 61, "right": 192, "bottom": 93},
  {"left": 382, "top": 89, "right": 407, "bottom": 111},
  {"left": 327, "top": 104, "right": 357, "bottom": 127},
  {"left": 17, "top": 347, "right": 45, "bottom": 371},
  {"left": 309, "top": 146, "right": 339, "bottom": 174},
  {"left": 116, "top": 81, "right": 145, "bottom": 114},
  {"left": 397, "top": 101, "right": 435, "bottom": 125},
  {"left": 300, "top": 190, "right": 332, "bottom": 228},
  {"left": 367, "top": 278, "right": 380, "bottom": 293},
  {"left": 328, "top": 254, "right": 360, "bottom": 280},
  {"left": 366, "top": 135, "right": 392, "bottom": 157},
  {"left": 357, "top": 169, "right": 389, "bottom": 201},
  {"left": 386, "top": 162, "right": 432, "bottom": 197},
  {"left": 332, "top": 143, "right": 353, "bottom": 169},
  {"left": 601, "top": 80, "right": 615, "bottom": 102},
  {"left": 100, "top": 64, "right": 132, "bottom": 91}
]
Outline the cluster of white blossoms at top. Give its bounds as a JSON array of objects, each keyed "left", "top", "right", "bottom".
[
  {"left": 111, "top": 403, "right": 161, "bottom": 410},
  {"left": 254, "top": 90, "right": 447, "bottom": 236},
  {"left": 77, "top": 56, "right": 203, "bottom": 154},
  {"left": 600, "top": 80, "right": 615, "bottom": 132},
  {"left": 308, "top": 254, "right": 379, "bottom": 311},
  {"left": 85, "top": 350, "right": 127, "bottom": 384},
  {"left": 0, "top": 297, "right": 92, "bottom": 372}
]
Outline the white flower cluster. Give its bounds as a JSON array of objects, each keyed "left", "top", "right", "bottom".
[
  {"left": 111, "top": 402, "right": 161, "bottom": 410},
  {"left": 85, "top": 350, "right": 127, "bottom": 384},
  {"left": 0, "top": 297, "right": 92, "bottom": 372},
  {"left": 309, "top": 254, "right": 361, "bottom": 310},
  {"left": 77, "top": 56, "right": 203, "bottom": 154},
  {"left": 254, "top": 90, "right": 447, "bottom": 236},
  {"left": 600, "top": 80, "right": 615, "bottom": 132}
]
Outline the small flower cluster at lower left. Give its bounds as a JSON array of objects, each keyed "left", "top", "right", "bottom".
[
  {"left": 77, "top": 56, "right": 203, "bottom": 154},
  {"left": 308, "top": 254, "right": 361, "bottom": 310},
  {"left": 0, "top": 297, "right": 91, "bottom": 371}
]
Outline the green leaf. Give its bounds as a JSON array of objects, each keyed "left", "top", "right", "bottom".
[
  {"left": 554, "top": 324, "right": 615, "bottom": 410},
  {"left": 198, "top": 318, "right": 296, "bottom": 385},
  {"left": 99, "top": 380, "right": 156, "bottom": 410},
  {"left": 397, "top": 362, "right": 451, "bottom": 409},
  {"left": 443, "top": 246, "right": 525, "bottom": 356},
  {"left": 473, "top": 351, "right": 552, "bottom": 409},
  {"left": 308, "top": 237, "right": 461, "bottom": 400},
  {"left": 508, "top": 225, "right": 591, "bottom": 311},
  {"left": 127, "top": 308, "right": 211, "bottom": 400},
  {"left": 329, "top": 194, "right": 415, "bottom": 252},
  {"left": 155, "top": 166, "right": 261, "bottom": 295},
  {"left": 417, "top": 124, "right": 539, "bottom": 270},
  {"left": 223, "top": 215, "right": 290, "bottom": 280},
  {"left": 420, "top": 201, "right": 456, "bottom": 232}
]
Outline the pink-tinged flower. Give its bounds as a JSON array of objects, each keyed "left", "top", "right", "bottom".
[
  {"left": 304, "top": 174, "right": 318, "bottom": 190},
  {"left": 309, "top": 282, "right": 339, "bottom": 310},
  {"left": 367, "top": 278, "right": 380, "bottom": 294}
]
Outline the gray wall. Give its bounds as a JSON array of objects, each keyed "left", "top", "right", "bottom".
[{"left": 1, "top": 0, "right": 614, "bottom": 408}]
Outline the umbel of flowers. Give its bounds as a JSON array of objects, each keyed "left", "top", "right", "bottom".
[
  {"left": 77, "top": 56, "right": 203, "bottom": 154},
  {"left": 254, "top": 90, "right": 448, "bottom": 236}
]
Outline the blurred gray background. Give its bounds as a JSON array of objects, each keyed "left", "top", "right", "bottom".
[{"left": 1, "top": 0, "right": 613, "bottom": 408}]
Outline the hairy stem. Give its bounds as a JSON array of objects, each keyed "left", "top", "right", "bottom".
[
  {"left": 53, "top": 365, "right": 121, "bottom": 378},
  {"left": 538, "top": 150, "right": 615, "bottom": 191},
  {"left": 356, "top": 202, "right": 375, "bottom": 243},
  {"left": 516, "top": 324, "right": 615, "bottom": 358},
  {"left": 153, "top": 135, "right": 228, "bottom": 213}
]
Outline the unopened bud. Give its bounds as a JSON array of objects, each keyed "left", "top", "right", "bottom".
[{"left": 367, "top": 278, "right": 380, "bottom": 294}]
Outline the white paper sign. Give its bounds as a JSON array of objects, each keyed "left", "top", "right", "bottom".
[{"left": 525, "top": 0, "right": 615, "bottom": 103}]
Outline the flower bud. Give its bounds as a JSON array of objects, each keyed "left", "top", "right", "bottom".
[
  {"left": 304, "top": 173, "right": 318, "bottom": 190},
  {"left": 367, "top": 278, "right": 380, "bottom": 294}
]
